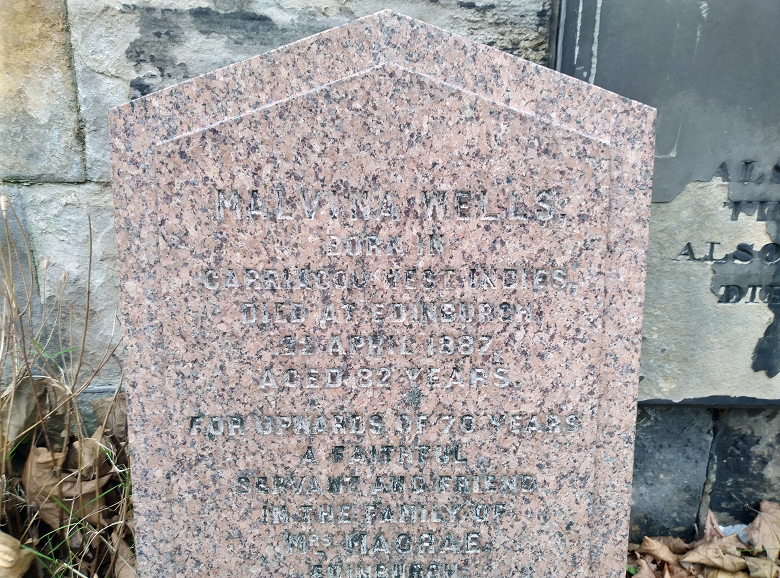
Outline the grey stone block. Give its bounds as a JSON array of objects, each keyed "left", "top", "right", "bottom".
[
  {"left": 75, "top": 69, "right": 130, "bottom": 183},
  {"left": 0, "top": 0, "right": 85, "bottom": 182},
  {"left": 630, "top": 406, "right": 713, "bottom": 541},
  {"left": 707, "top": 408, "right": 780, "bottom": 526},
  {"left": 5, "top": 182, "right": 123, "bottom": 392},
  {"left": 639, "top": 179, "right": 780, "bottom": 402}
]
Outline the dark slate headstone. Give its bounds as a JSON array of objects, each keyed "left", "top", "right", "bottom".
[{"left": 560, "top": 0, "right": 780, "bottom": 403}]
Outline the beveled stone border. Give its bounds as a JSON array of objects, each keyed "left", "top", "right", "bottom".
[{"left": 110, "top": 11, "right": 654, "bottom": 576}]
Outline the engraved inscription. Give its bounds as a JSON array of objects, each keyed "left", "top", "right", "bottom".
[
  {"left": 173, "top": 174, "right": 598, "bottom": 568},
  {"left": 215, "top": 187, "right": 561, "bottom": 226},
  {"left": 150, "top": 63, "right": 616, "bottom": 578}
]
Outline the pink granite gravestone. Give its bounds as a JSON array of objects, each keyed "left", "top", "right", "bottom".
[{"left": 110, "top": 12, "right": 655, "bottom": 578}]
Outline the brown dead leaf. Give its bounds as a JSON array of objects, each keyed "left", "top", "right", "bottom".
[
  {"left": 695, "top": 511, "right": 726, "bottom": 548},
  {"left": 719, "top": 533, "right": 749, "bottom": 553},
  {"left": 22, "top": 446, "right": 111, "bottom": 528},
  {"left": 0, "top": 377, "right": 59, "bottom": 452},
  {"left": 0, "top": 531, "right": 36, "bottom": 578},
  {"left": 64, "top": 424, "right": 107, "bottom": 479},
  {"left": 125, "top": 514, "right": 135, "bottom": 537},
  {"left": 635, "top": 558, "right": 662, "bottom": 578},
  {"left": 686, "top": 562, "right": 707, "bottom": 577},
  {"left": 652, "top": 537, "right": 691, "bottom": 555},
  {"left": 114, "top": 538, "right": 136, "bottom": 578},
  {"left": 681, "top": 541, "right": 746, "bottom": 572},
  {"left": 746, "top": 501, "right": 780, "bottom": 561},
  {"left": 666, "top": 562, "right": 694, "bottom": 578},
  {"left": 638, "top": 537, "right": 679, "bottom": 565},
  {"left": 91, "top": 393, "right": 127, "bottom": 441},
  {"left": 703, "top": 569, "right": 749, "bottom": 578},
  {"left": 746, "top": 556, "right": 780, "bottom": 578}
]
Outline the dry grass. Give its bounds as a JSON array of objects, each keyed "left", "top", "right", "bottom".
[{"left": 0, "top": 184, "right": 134, "bottom": 578}]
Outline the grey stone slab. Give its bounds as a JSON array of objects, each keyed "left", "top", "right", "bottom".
[
  {"left": 0, "top": 188, "right": 44, "bottom": 343},
  {"left": 707, "top": 408, "right": 780, "bottom": 526},
  {"left": 5, "top": 183, "right": 123, "bottom": 391},
  {"left": 0, "top": 0, "right": 85, "bottom": 182},
  {"left": 73, "top": 69, "right": 131, "bottom": 184},
  {"left": 629, "top": 407, "right": 713, "bottom": 542},
  {"left": 558, "top": 0, "right": 780, "bottom": 402},
  {"left": 66, "top": 0, "right": 138, "bottom": 183},
  {"left": 639, "top": 179, "right": 780, "bottom": 402}
]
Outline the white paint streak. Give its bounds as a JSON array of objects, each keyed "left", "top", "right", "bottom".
[
  {"left": 655, "top": 119, "right": 682, "bottom": 159},
  {"left": 555, "top": 0, "right": 567, "bottom": 70},
  {"left": 574, "top": 0, "right": 583, "bottom": 64},
  {"left": 587, "top": 0, "right": 602, "bottom": 84}
]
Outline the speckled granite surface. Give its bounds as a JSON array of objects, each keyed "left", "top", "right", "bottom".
[{"left": 110, "top": 11, "right": 655, "bottom": 578}]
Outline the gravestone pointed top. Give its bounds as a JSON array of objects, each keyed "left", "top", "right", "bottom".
[{"left": 111, "top": 11, "right": 654, "bottom": 578}]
